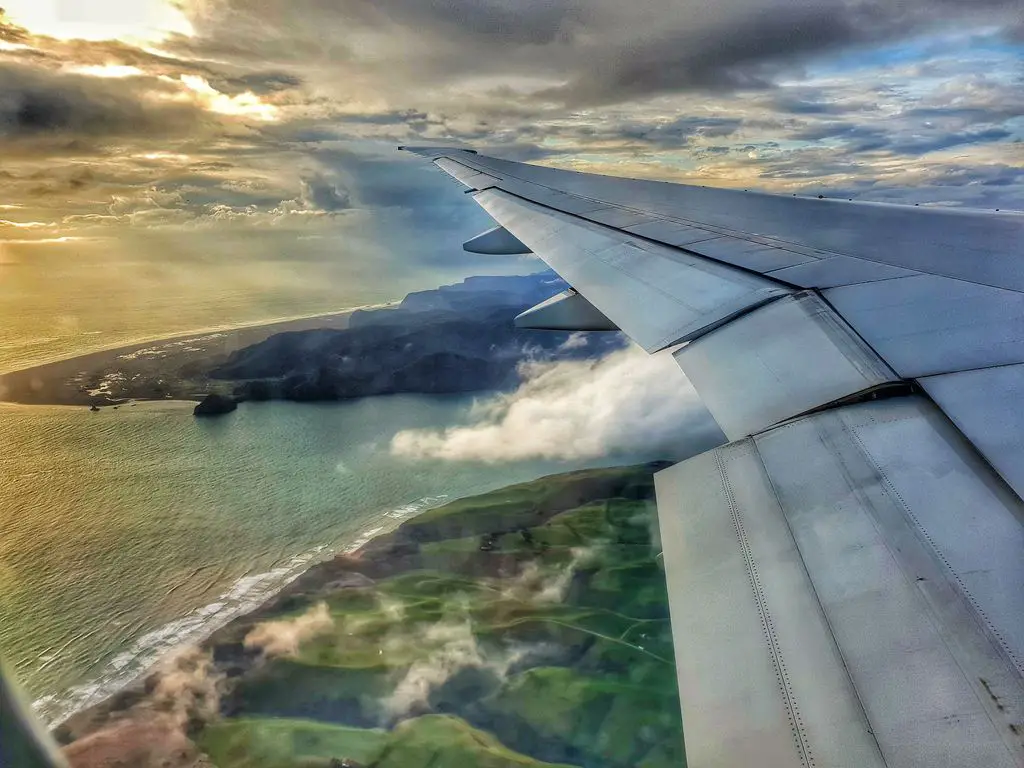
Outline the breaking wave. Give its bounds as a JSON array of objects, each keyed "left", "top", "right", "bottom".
[{"left": 32, "top": 494, "right": 450, "bottom": 726}]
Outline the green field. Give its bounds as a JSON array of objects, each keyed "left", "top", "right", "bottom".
[{"left": 198, "top": 463, "right": 685, "bottom": 767}]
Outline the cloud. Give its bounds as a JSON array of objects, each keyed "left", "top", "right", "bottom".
[
  {"left": 148, "top": 647, "right": 222, "bottom": 730},
  {"left": 382, "top": 617, "right": 552, "bottom": 722},
  {"left": 504, "top": 546, "right": 601, "bottom": 604},
  {"left": 300, "top": 173, "right": 352, "bottom": 211},
  {"left": 381, "top": 550, "right": 603, "bottom": 721},
  {"left": 0, "top": 61, "right": 206, "bottom": 140},
  {"left": 557, "top": 332, "right": 589, "bottom": 352},
  {"left": 60, "top": 647, "right": 222, "bottom": 768},
  {"left": 167, "top": 0, "right": 1023, "bottom": 112},
  {"left": 243, "top": 601, "right": 335, "bottom": 658},
  {"left": 0, "top": 0, "right": 1021, "bottom": 338},
  {"left": 383, "top": 620, "right": 489, "bottom": 720},
  {"left": 391, "top": 345, "right": 723, "bottom": 463}
]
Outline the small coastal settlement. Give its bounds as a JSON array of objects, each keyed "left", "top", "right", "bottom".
[{"left": 57, "top": 464, "right": 684, "bottom": 768}]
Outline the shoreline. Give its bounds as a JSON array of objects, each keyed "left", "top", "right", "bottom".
[
  {"left": 54, "top": 463, "right": 682, "bottom": 768},
  {"left": 0, "top": 303, "right": 394, "bottom": 379},
  {"left": 34, "top": 492, "right": 450, "bottom": 728},
  {"left": 0, "top": 303, "right": 395, "bottom": 407}
]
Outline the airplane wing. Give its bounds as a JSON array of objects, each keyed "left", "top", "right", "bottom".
[{"left": 402, "top": 146, "right": 1024, "bottom": 768}]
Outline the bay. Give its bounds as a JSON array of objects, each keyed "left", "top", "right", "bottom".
[{"left": 0, "top": 396, "right": 576, "bottom": 723}]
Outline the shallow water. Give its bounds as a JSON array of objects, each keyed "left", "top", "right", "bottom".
[{"left": 0, "top": 397, "right": 577, "bottom": 723}]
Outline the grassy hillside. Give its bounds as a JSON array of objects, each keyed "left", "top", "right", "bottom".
[{"left": 66, "top": 463, "right": 685, "bottom": 768}]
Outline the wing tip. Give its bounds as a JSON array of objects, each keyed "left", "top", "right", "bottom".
[{"left": 397, "top": 145, "right": 478, "bottom": 156}]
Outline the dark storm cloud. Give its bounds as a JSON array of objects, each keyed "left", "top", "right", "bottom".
[
  {"left": 788, "top": 120, "right": 1016, "bottom": 155},
  {"left": 615, "top": 117, "right": 744, "bottom": 147},
  {"left": 300, "top": 174, "right": 352, "bottom": 211},
  {"left": 173, "top": 0, "right": 1024, "bottom": 112},
  {"left": 216, "top": 71, "right": 304, "bottom": 95},
  {"left": 0, "top": 62, "right": 205, "bottom": 141}
]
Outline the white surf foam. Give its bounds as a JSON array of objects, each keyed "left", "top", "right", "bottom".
[
  {"left": 33, "top": 494, "right": 452, "bottom": 726},
  {"left": 32, "top": 545, "right": 330, "bottom": 726}
]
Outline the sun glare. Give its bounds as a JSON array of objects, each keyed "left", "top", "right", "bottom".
[
  {"left": 66, "top": 64, "right": 146, "bottom": 78},
  {"left": 180, "top": 75, "right": 279, "bottom": 121},
  {"left": 3, "top": 0, "right": 194, "bottom": 43}
]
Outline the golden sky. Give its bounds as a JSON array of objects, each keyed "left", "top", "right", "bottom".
[
  {"left": 3, "top": 0, "right": 194, "bottom": 43},
  {"left": 0, "top": 0, "right": 1020, "bottom": 368}
]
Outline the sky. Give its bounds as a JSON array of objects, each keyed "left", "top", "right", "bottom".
[{"left": 0, "top": 0, "right": 1022, "bottom": 366}]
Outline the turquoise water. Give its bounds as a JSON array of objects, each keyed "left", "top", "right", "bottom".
[{"left": 0, "top": 397, "right": 576, "bottom": 723}]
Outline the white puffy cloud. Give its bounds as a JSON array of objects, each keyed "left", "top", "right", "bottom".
[{"left": 390, "top": 345, "right": 722, "bottom": 463}]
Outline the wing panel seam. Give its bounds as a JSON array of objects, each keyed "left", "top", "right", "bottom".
[
  {"left": 844, "top": 419, "right": 1024, "bottom": 679},
  {"left": 451, "top": 153, "right": 1024, "bottom": 296},
  {"left": 715, "top": 448, "right": 816, "bottom": 768},
  {"left": 752, "top": 432, "right": 891, "bottom": 766}
]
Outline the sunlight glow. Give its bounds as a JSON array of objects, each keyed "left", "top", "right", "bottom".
[
  {"left": 179, "top": 75, "right": 278, "bottom": 121},
  {"left": 2, "top": 0, "right": 193, "bottom": 43},
  {"left": 66, "top": 64, "right": 146, "bottom": 78},
  {"left": 137, "top": 152, "right": 192, "bottom": 162},
  {"left": 0, "top": 220, "right": 51, "bottom": 229}
]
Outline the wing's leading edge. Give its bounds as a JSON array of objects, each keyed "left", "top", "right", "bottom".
[{"left": 404, "top": 146, "right": 1024, "bottom": 768}]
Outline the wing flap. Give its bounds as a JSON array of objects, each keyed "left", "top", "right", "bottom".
[
  {"left": 673, "top": 292, "right": 899, "bottom": 440},
  {"left": 656, "top": 440, "right": 888, "bottom": 768},
  {"left": 767, "top": 255, "right": 917, "bottom": 288},
  {"left": 658, "top": 397, "right": 1024, "bottom": 768},
  {"left": 685, "top": 236, "right": 815, "bottom": 272},
  {"left": 756, "top": 398, "right": 1024, "bottom": 766}
]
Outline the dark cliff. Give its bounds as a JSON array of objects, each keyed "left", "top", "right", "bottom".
[{"left": 218, "top": 273, "right": 626, "bottom": 403}]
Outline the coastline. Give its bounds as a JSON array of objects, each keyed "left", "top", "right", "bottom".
[
  {"left": 0, "top": 303, "right": 393, "bottom": 407},
  {"left": 35, "top": 492, "right": 449, "bottom": 728},
  {"left": 54, "top": 463, "right": 683, "bottom": 768},
  {"left": 0, "top": 303, "right": 394, "bottom": 378}
]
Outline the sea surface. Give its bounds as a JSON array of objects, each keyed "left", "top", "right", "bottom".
[{"left": 0, "top": 396, "right": 579, "bottom": 724}]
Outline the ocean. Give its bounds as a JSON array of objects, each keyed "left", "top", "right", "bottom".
[
  {"left": 0, "top": 396, "right": 578, "bottom": 725},
  {"left": 0, "top": 257, "right": 584, "bottom": 727}
]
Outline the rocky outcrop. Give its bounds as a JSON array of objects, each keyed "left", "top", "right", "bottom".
[{"left": 193, "top": 393, "right": 237, "bottom": 417}]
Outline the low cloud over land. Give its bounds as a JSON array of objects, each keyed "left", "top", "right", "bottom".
[{"left": 243, "top": 601, "right": 334, "bottom": 658}]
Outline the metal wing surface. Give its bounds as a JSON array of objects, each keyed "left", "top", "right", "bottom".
[{"left": 403, "top": 146, "right": 1024, "bottom": 768}]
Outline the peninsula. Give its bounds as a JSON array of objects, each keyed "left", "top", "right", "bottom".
[{"left": 0, "top": 273, "right": 624, "bottom": 409}]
